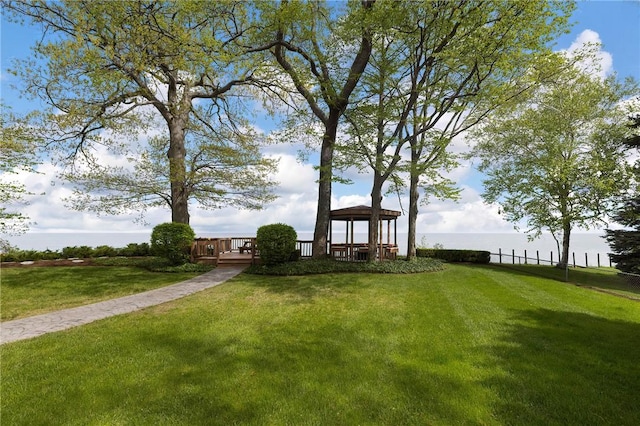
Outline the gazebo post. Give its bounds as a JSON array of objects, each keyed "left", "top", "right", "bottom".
[
  {"left": 379, "top": 219, "right": 383, "bottom": 260},
  {"left": 394, "top": 218, "right": 397, "bottom": 246},
  {"left": 350, "top": 217, "right": 354, "bottom": 260},
  {"left": 387, "top": 220, "right": 390, "bottom": 245}
]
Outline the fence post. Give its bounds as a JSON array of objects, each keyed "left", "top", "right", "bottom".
[
  {"left": 524, "top": 250, "right": 528, "bottom": 265},
  {"left": 572, "top": 252, "right": 576, "bottom": 268},
  {"left": 512, "top": 249, "right": 515, "bottom": 265},
  {"left": 537, "top": 250, "right": 540, "bottom": 265},
  {"left": 551, "top": 251, "right": 553, "bottom": 266},
  {"left": 499, "top": 248, "right": 502, "bottom": 264},
  {"left": 609, "top": 254, "right": 612, "bottom": 267},
  {"left": 585, "top": 253, "right": 588, "bottom": 268},
  {"left": 597, "top": 253, "right": 600, "bottom": 268}
]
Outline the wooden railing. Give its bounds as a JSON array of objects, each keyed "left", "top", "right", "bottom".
[
  {"left": 193, "top": 237, "right": 379, "bottom": 263},
  {"left": 191, "top": 238, "right": 220, "bottom": 260},
  {"left": 296, "top": 240, "right": 313, "bottom": 259},
  {"left": 330, "top": 243, "right": 398, "bottom": 261}
]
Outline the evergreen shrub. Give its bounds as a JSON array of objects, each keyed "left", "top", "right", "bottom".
[
  {"left": 256, "top": 223, "right": 297, "bottom": 266},
  {"left": 150, "top": 222, "right": 195, "bottom": 265}
]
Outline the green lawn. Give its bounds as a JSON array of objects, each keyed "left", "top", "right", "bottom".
[
  {"left": 495, "top": 263, "right": 640, "bottom": 300},
  {"left": 1, "top": 264, "right": 639, "bottom": 425},
  {"left": 0, "top": 266, "right": 203, "bottom": 320}
]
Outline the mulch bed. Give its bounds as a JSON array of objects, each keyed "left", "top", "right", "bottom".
[{"left": 1, "top": 258, "right": 97, "bottom": 268}]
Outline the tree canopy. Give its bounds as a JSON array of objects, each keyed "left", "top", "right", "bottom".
[
  {"left": 471, "top": 58, "right": 638, "bottom": 266},
  {"left": 3, "top": 0, "right": 276, "bottom": 224},
  {"left": 0, "top": 105, "right": 42, "bottom": 249},
  {"left": 339, "top": 0, "right": 576, "bottom": 260}
]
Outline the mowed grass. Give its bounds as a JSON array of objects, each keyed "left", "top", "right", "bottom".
[
  {"left": 1, "top": 264, "right": 639, "bottom": 425},
  {"left": 496, "top": 263, "right": 640, "bottom": 300},
  {"left": 0, "top": 266, "right": 203, "bottom": 320}
]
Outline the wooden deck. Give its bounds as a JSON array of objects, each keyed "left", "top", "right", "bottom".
[
  {"left": 192, "top": 237, "right": 396, "bottom": 266},
  {"left": 193, "top": 237, "right": 313, "bottom": 267},
  {"left": 192, "top": 252, "right": 259, "bottom": 267},
  {"left": 218, "top": 251, "right": 258, "bottom": 267}
]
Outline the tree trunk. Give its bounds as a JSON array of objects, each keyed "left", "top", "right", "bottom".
[
  {"left": 406, "top": 164, "right": 420, "bottom": 261},
  {"left": 559, "top": 221, "right": 572, "bottom": 268},
  {"left": 312, "top": 117, "right": 339, "bottom": 258},
  {"left": 368, "top": 174, "right": 384, "bottom": 262},
  {"left": 167, "top": 119, "right": 190, "bottom": 224}
]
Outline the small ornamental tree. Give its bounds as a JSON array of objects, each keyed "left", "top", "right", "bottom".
[
  {"left": 256, "top": 223, "right": 297, "bottom": 266},
  {"left": 151, "top": 222, "right": 195, "bottom": 266}
]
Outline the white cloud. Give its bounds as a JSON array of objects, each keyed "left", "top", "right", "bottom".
[{"left": 563, "top": 29, "right": 614, "bottom": 79}]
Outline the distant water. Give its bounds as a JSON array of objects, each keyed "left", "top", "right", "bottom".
[{"left": 5, "top": 231, "right": 612, "bottom": 267}]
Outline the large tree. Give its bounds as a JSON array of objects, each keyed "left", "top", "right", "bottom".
[
  {"left": 3, "top": 0, "right": 275, "bottom": 224},
  {"left": 471, "top": 63, "right": 638, "bottom": 267},
  {"left": 62, "top": 119, "right": 277, "bottom": 223},
  {"left": 340, "top": 0, "right": 575, "bottom": 260},
  {"left": 605, "top": 115, "right": 640, "bottom": 273},
  {"left": 251, "top": 0, "right": 375, "bottom": 258}
]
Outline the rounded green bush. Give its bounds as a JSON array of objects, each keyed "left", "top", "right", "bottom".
[
  {"left": 150, "top": 222, "right": 195, "bottom": 265},
  {"left": 256, "top": 223, "right": 297, "bottom": 266}
]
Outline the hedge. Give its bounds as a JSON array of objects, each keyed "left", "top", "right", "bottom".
[{"left": 416, "top": 248, "right": 491, "bottom": 264}]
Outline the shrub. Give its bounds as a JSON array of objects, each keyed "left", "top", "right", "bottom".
[
  {"left": 93, "top": 245, "right": 118, "bottom": 258},
  {"left": 416, "top": 248, "right": 490, "bottom": 264},
  {"left": 61, "top": 245, "right": 95, "bottom": 259},
  {"left": 118, "top": 243, "right": 151, "bottom": 257},
  {"left": 256, "top": 223, "right": 297, "bottom": 266},
  {"left": 245, "top": 257, "right": 445, "bottom": 276},
  {"left": 1, "top": 249, "right": 61, "bottom": 262},
  {"left": 150, "top": 222, "right": 195, "bottom": 265}
]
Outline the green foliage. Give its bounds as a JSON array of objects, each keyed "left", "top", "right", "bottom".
[
  {"left": 470, "top": 54, "right": 639, "bottom": 265},
  {"left": 60, "top": 246, "right": 95, "bottom": 259},
  {"left": 246, "top": 257, "right": 444, "bottom": 276},
  {"left": 92, "top": 245, "right": 118, "bottom": 257},
  {"left": 256, "top": 223, "right": 298, "bottom": 266},
  {"left": 4, "top": 1, "right": 276, "bottom": 224},
  {"left": 605, "top": 116, "right": 640, "bottom": 274},
  {"left": 117, "top": 243, "right": 151, "bottom": 257},
  {"left": 1, "top": 249, "right": 59, "bottom": 263},
  {"left": 0, "top": 104, "right": 42, "bottom": 245},
  {"left": 1, "top": 243, "right": 151, "bottom": 262},
  {"left": 416, "top": 249, "right": 491, "bottom": 264},
  {"left": 150, "top": 223, "right": 195, "bottom": 266}
]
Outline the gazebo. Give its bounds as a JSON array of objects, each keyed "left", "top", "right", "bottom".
[{"left": 329, "top": 205, "right": 401, "bottom": 261}]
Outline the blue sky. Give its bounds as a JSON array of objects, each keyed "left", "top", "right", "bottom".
[{"left": 1, "top": 0, "right": 639, "bottom": 241}]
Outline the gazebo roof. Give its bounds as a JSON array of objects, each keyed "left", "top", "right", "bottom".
[{"left": 330, "top": 205, "right": 402, "bottom": 221}]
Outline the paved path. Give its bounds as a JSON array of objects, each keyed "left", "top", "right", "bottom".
[{"left": 1, "top": 266, "right": 246, "bottom": 345}]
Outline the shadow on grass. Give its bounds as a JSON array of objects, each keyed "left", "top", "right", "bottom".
[
  {"left": 131, "top": 322, "right": 485, "bottom": 424},
  {"left": 487, "top": 263, "right": 640, "bottom": 299},
  {"left": 238, "top": 272, "right": 367, "bottom": 301},
  {"left": 484, "top": 308, "right": 640, "bottom": 425}
]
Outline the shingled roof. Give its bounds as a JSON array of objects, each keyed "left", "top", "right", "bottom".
[{"left": 330, "top": 205, "right": 401, "bottom": 221}]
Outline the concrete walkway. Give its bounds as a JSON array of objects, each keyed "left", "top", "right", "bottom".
[{"left": 1, "top": 266, "right": 246, "bottom": 345}]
